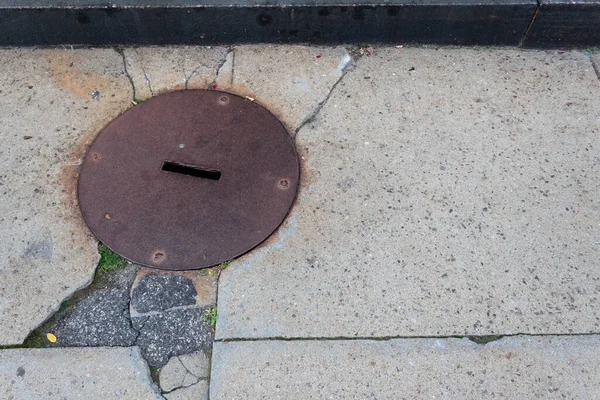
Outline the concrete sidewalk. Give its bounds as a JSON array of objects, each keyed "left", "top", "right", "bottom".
[{"left": 1, "top": 45, "right": 600, "bottom": 399}]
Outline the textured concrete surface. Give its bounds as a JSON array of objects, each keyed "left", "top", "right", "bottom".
[
  {"left": 0, "top": 44, "right": 352, "bottom": 346},
  {"left": 160, "top": 351, "right": 210, "bottom": 393},
  {"left": 123, "top": 46, "right": 229, "bottom": 100},
  {"left": 210, "top": 336, "right": 600, "bottom": 399},
  {"left": 215, "top": 45, "right": 351, "bottom": 132},
  {"left": 3, "top": 45, "right": 600, "bottom": 397},
  {"left": 217, "top": 48, "right": 600, "bottom": 339},
  {"left": 0, "top": 48, "right": 132, "bottom": 345},
  {"left": 0, "top": 347, "right": 162, "bottom": 399}
]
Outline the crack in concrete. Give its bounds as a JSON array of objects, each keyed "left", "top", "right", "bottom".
[
  {"left": 159, "top": 355, "right": 205, "bottom": 395},
  {"left": 230, "top": 50, "right": 235, "bottom": 86},
  {"left": 186, "top": 65, "right": 211, "bottom": 89},
  {"left": 215, "top": 332, "right": 600, "bottom": 344},
  {"left": 143, "top": 69, "right": 155, "bottom": 97},
  {"left": 211, "top": 47, "right": 234, "bottom": 89},
  {"left": 179, "top": 357, "right": 201, "bottom": 381},
  {"left": 518, "top": 4, "right": 540, "bottom": 48},
  {"left": 115, "top": 47, "right": 137, "bottom": 101},
  {"left": 294, "top": 53, "right": 354, "bottom": 137},
  {"left": 179, "top": 376, "right": 201, "bottom": 389},
  {"left": 172, "top": 357, "right": 190, "bottom": 391}
]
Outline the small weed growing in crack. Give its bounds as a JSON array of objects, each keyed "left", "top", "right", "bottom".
[
  {"left": 199, "top": 259, "right": 233, "bottom": 278},
  {"left": 586, "top": 47, "right": 599, "bottom": 55},
  {"left": 202, "top": 306, "right": 218, "bottom": 328},
  {"left": 98, "top": 244, "right": 128, "bottom": 273},
  {"left": 347, "top": 44, "right": 375, "bottom": 58},
  {"left": 218, "top": 259, "right": 231, "bottom": 271}
]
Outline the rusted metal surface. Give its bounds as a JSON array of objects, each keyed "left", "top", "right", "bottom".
[{"left": 78, "top": 90, "right": 298, "bottom": 270}]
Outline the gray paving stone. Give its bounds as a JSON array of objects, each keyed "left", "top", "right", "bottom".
[
  {"left": 179, "top": 351, "right": 210, "bottom": 379},
  {"left": 159, "top": 356, "right": 188, "bottom": 392},
  {"left": 160, "top": 351, "right": 210, "bottom": 393},
  {"left": 159, "top": 351, "right": 210, "bottom": 393},
  {"left": 217, "top": 48, "right": 600, "bottom": 339},
  {"left": 210, "top": 336, "right": 600, "bottom": 399},
  {"left": 0, "top": 347, "right": 162, "bottom": 399},
  {"left": 123, "top": 46, "right": 229, "bottom": 100},
  {"left": 215, "top": 45, "right": 351, "bottom": 132},
  {"left": 131, "top": 273, "right": 197, "bottom": 314},
  {"left": 134, "top": 308, "right": 212, "bottom": 366},
  {"left": 0, "top": 48, "right": 132, "bottom": 345}
]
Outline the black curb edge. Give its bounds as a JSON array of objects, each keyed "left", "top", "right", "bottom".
[{"left": 0, "top": 1, "right": 598, "bottom": 47}]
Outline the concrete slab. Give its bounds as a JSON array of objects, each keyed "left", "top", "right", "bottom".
[
  {"left": 122, "top": 47, "right": 229, "bottom": 100},
  {"left": 217, "top": 48, "right": 600, "bottom": 339},
  {"left": 210, "top": 336, "right": 600, "bottom": 399},
  {"left": 215, "top": 45, "right": 351, "bottom": 132},
  {"left": 0, "top": 347, "right": 162, "bottom": 399},
  {"left": 0, "top": 48, "right": 132, "bottom": 345}
]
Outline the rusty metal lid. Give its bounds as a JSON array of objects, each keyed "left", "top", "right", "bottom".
[{"left": 78, "top": 90, "right": 298, "bottom": 270}]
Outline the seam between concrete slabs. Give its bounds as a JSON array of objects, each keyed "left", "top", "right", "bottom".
[
  {"left": 590, "top": 56, "right": 600, "bottom": 81},
  {"left": 214, "top": 332, "right": 600, "bottom": 343}
]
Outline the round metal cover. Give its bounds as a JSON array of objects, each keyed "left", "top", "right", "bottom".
[{"left": 78, "top": 90, "right": 299, "bottom": 270}]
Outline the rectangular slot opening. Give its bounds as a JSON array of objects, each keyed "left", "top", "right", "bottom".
[{"left": 161, "top": 161, "right": 222, "bottom": 181}]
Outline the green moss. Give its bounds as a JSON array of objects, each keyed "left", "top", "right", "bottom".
[
  {"left": 218, "top": 260, "right": 231, "bottom": 271},
  {"left": 98, "top": 244, "right": 128, "bottom": 273},
  {"left": 301, "top": 117, "right": 313, "bottom": 126},
  {"left": 585, "top": 47, "right": 599, "bottom": 55},
  {"left": 149, "top": 366, "right": 161, "bottom": 388}
]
